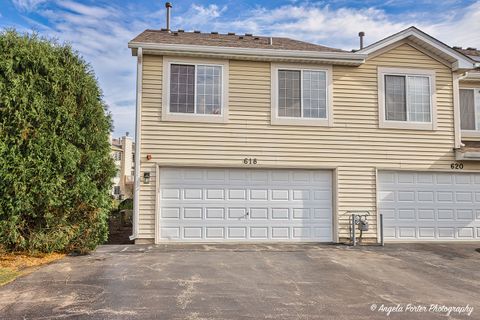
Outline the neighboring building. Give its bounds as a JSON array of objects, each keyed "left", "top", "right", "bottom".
[
  {"left": 128, "top": 26, "right": 480, "bottom": 244},
  {"left": 111, "top": 134, "right": 135, "bottom": 199}
]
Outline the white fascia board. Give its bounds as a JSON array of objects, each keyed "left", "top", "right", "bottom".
[
  {"left": 358, "top": 27, "right": 475, "bottom": 70},
  {"left": 128, "top": 42, "right": 366, "bottom": 65}
]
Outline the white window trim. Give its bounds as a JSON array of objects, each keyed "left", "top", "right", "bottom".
[
  {"left": 378, "top": 67, "right": 437, "bottom": 130},
  {"left": 271, "top": 63, "right": 333, "bottom": 126},
  {"left": 460, "top": 87, "right": 480, "bottom": 139},
  {"left": 162, "top": 56, "right": 229, "bottom": 123}
]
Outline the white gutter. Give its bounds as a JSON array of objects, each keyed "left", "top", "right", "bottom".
[
  {"left": 130, "top": 47, "right": 142, "bottom": 241},
  {"left": 460, "top": 71, "right": 480, "bottom": 81},
  {"left": 128, "top": 42, "right": 366, "bottom": 65},
  {"left": 455, "top": 150, "right": 480, "bottom": 160}
]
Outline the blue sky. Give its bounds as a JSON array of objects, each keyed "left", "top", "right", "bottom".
[{"left": 1, "top": 0, "right": 479, "bottom": 137}]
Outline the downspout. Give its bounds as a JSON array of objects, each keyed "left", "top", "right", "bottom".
[
  {"left": 130, "top": 47, "right": 143, "bottom": 241},
  {"left": 453, "top": 72, "right": 468, "bottom": 150}
]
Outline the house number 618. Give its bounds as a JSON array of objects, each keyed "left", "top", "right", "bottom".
[{"left": 243, "top": 158, "right": 258, "bottom": 165}]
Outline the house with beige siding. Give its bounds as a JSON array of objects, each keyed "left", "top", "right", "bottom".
[{"left": 128, "top": 26, "right": 480, "bottom": 244}]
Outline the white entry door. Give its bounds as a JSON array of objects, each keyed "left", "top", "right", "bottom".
[
  {"left": 157, "top": 168, "right": 333, "bottom": 242},
  {"left": 378, "top": 171, "right": 480, "bottom": 241}
]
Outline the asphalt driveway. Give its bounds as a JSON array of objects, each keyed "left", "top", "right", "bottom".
[{"left": 0, "top": 243, "right": 479, "bottom": 320}]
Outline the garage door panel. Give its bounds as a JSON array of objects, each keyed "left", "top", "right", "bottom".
[
  {"left": 418, "top": 209, "right": 435, "bottom": 220},
  {"left": 184, "top": 189, "right": 203, "bottom": 200},
  {"left": 379, "top": 171, "right": 480, "bottom": 242},
  {"left": 250, "top": 227, "right": 268, "bottom": 239},
  {"left": 249, "top": 208, "right": 268, "bottom": 219},
  {"left": 205, "top": 208, "right": 225, "bottom": 219},
  {"left": 183, "top": 208, "right": 203, "bottom": 219},
  {"left": 418, "top": 228, "right": 435, "bottom": 238},
  {"left": 206, "top": 227, "right": 224, "bottom": 239},
  {"left": 158, "top": 168, "right": 333, "bottom": 242}
]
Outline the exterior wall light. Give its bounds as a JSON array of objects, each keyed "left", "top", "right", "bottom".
[{"left": 143, "top": 172, "right": 151, "bottom": 184}]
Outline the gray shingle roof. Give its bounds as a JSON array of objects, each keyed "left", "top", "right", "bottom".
[
  {"left": 454, "top": 47, "right": 480, "bottom": 62},
  {"left": 130, "top": 29, "right": 345, "bottom": 53}
]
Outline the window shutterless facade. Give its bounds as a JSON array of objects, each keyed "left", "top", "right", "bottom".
[
  {"left": 459, "top": 88, "right": 480, "bottom": 138},
  {"left": 378, "top": 67, "right": 437, "bottom": 130},
  {"left": 271, "top": 63, "right": 333, "bottom": 126},
  {"left": 162, "top": 57, "right": 229, "bottom": 123}
]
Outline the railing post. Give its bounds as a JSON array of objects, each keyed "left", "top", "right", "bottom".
[
  {"left": 352, "top": 213, "right": 356, "bottom": 246},
  {"left": 380, "top": 213, "right": 384, "bottom": 247}
]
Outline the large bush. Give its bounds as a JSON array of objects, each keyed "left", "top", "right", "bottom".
[{"left": 0, "top": 30, "right": 116, "bottom": 253}]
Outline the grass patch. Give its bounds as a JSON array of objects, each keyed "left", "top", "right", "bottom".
[
  {"left": 0, "top": 252, "right": 65, "bottom": 286},
  {"left": 0, "top": 268, "right": 20, "bottom": 286}
]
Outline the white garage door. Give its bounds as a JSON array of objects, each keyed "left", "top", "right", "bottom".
[
  {"left": 378, "top": 171, "right": 480, "bottom": 241},
  {"left": 157, "top": 168, "right": 333, "bottom": 242}
]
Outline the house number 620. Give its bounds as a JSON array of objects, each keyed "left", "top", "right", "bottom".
[
  {"left": 451, "top": 163, "right": 464, "bottom": 170},
  {"left": 243, "top": 158, "right": 258, "bottom": 165}
]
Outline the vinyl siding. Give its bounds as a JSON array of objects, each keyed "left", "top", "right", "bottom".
[{"left": 137, "top": 43, "right": 480, "bottom": 241}]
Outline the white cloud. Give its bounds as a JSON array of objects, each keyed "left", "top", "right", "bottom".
[
  {"left": 175, "top": 4, "right": 227, "bottom": 28},
  {"left": 176, "top": 2, "right": 480, "bottom": 50},
  {"left": 419, "top": 1, "right": 480, "bottom": 48},
  {"left": 28, "top": 1, "right": 150, "bottom": 137},
  {"left": 192, "top": 4, "right": 225, "bottom": 18},
  {"left": 12, "top": 0, "right": 48, "bottom": 11}
]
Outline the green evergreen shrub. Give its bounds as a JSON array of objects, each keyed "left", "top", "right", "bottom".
[{"left": 0, "top": 30, "right": 116, "bottom": 253}]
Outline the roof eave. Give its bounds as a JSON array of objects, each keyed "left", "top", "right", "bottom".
[{"left": 128, "top": 41, "right": 366, "bottom": 65}]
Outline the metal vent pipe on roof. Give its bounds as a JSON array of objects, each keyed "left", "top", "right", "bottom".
[
  {"left": 358, "top": 31, "right": 365, "bottom": 49},
  {"left": 165, "top": 2, "right": 172, "bottom": 32}
]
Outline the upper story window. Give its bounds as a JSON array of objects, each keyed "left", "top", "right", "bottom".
[
  {"left": 378, "top": 67, "right": 437, "bottom": 130},
  {"left": 113, "top": 151, "right": 122, "bottom": 161},
  {"left": 460, "top": 88, "right": 480, "bottom": 137},
  {"left": 162, "top": 57, "right": 229, "bottom": 123},
  {"left": 271, "top": 63, "right": 332, "bottom": 126}
]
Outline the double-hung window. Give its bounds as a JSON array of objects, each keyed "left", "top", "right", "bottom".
[
  {"left": 460, "top": 88, "right": 480, "bottom": 137},
  {"left": 378, "top": 67, "right": 436, "bottom": 130},
  {"left": 162, "top": 57, "right": 229, "bottom": 122},
  {"left": 271, "top": 64, "right": 332, "bottom": 126}
]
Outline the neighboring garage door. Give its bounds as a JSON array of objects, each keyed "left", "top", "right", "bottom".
[
  {"left": 378, "top": 171, "right": 480, "bottom": 241},
  {"left": 157, "top": 168, "right": 333, "bottom": 242}
]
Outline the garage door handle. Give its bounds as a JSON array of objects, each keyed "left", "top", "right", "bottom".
[{"left": 246, "top": 212, "right": 249, "bottom": 216}]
